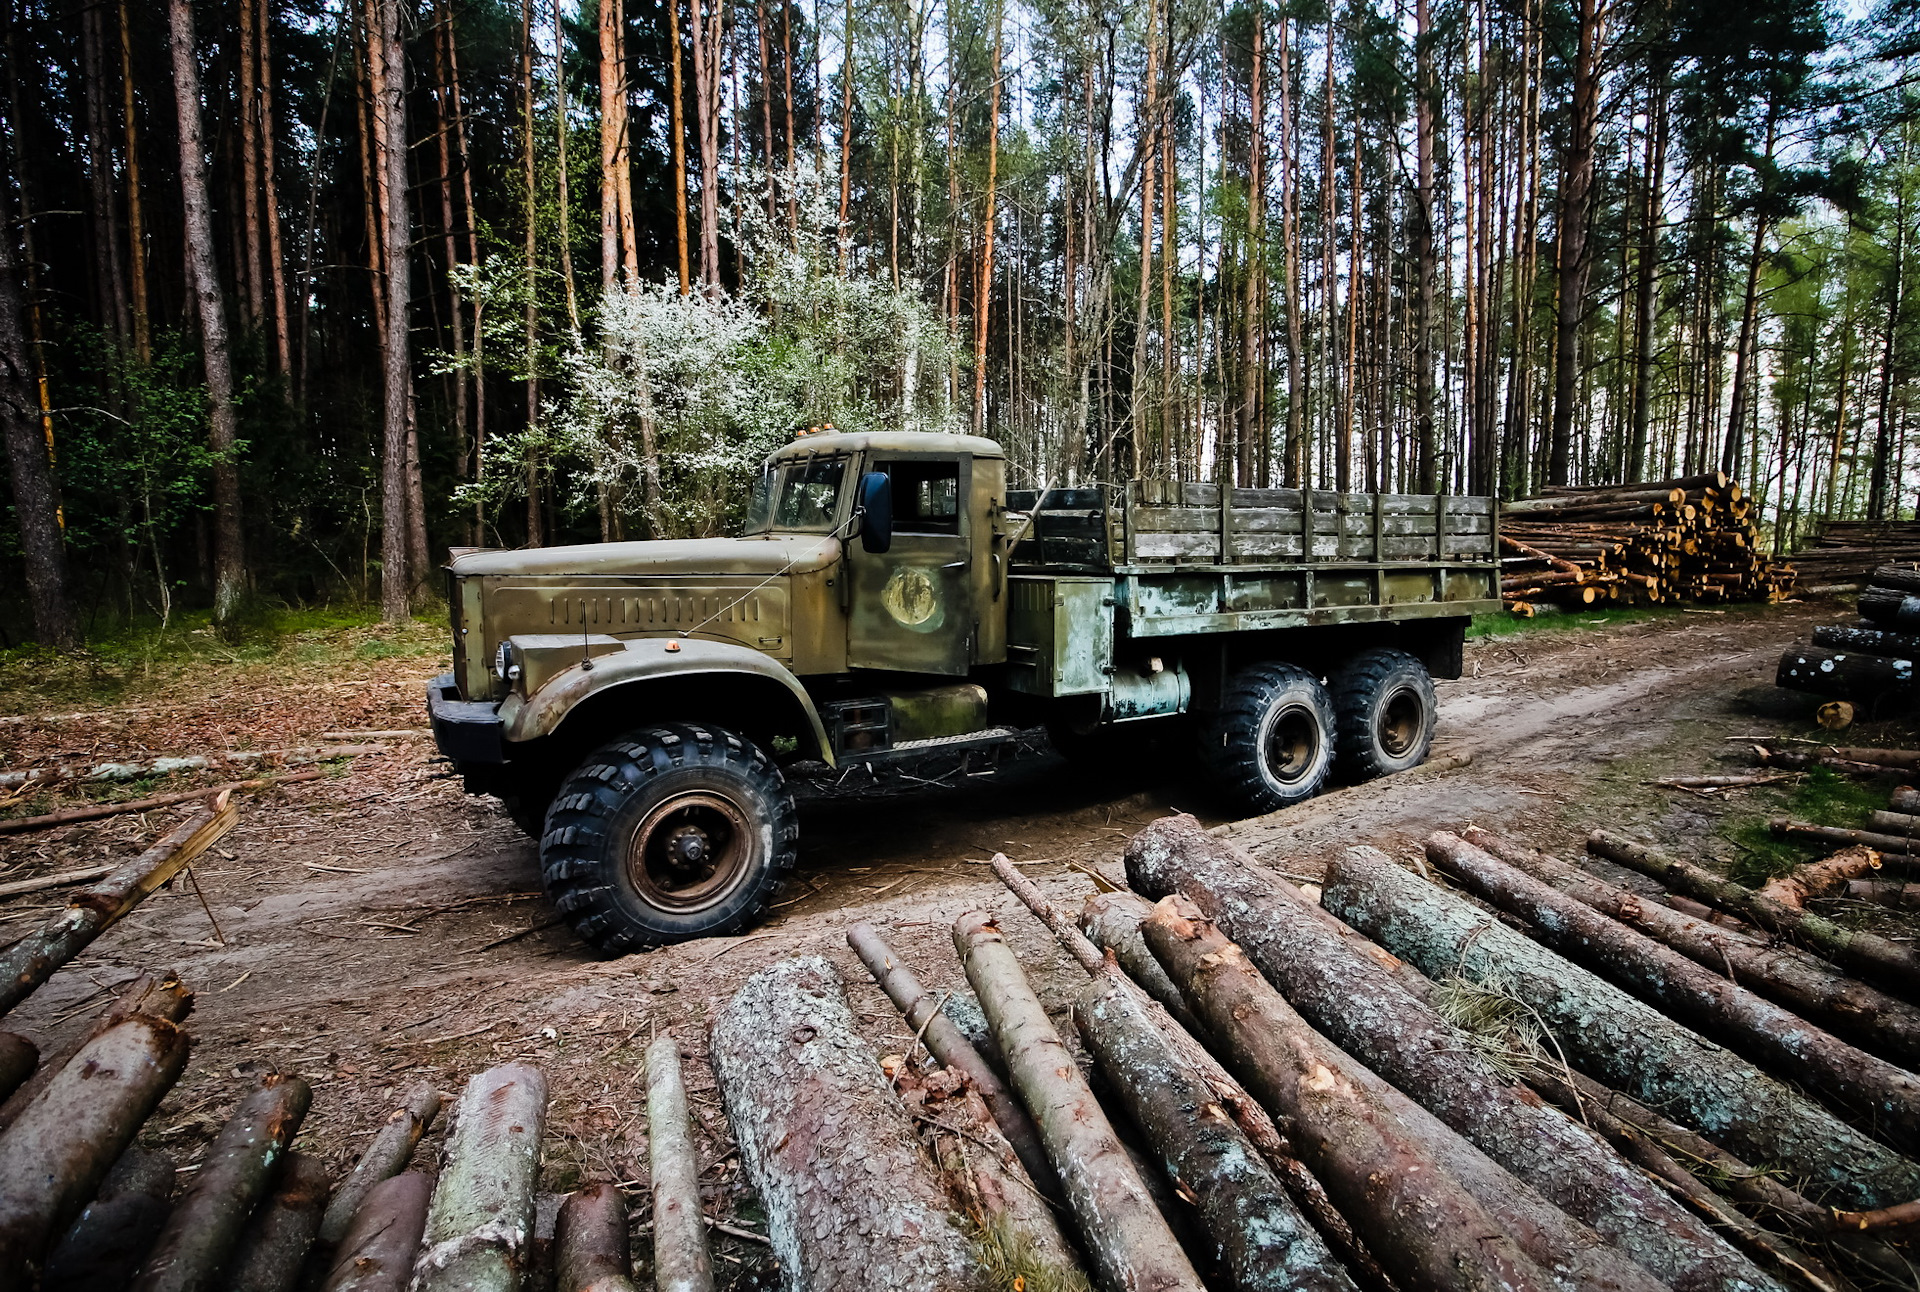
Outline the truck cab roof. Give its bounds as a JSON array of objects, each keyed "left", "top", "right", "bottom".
[{"left": 764, "top": 430, "right": 1005, "bottom": 465}]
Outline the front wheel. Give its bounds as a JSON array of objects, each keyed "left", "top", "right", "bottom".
[
  {"left": 539, "top": 724, "right": 798, "bottom": 953},
  {"left": 1201, "top": 663, "right": 1336, "bottom": 815}
]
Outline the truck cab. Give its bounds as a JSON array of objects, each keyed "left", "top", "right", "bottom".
[{"left": 430, "top": 430, "right": 1498, "bottom": 953}]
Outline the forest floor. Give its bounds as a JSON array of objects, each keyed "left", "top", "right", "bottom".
[{"left": 1, "top": 593, "right": 1913, "bottom": 1284}]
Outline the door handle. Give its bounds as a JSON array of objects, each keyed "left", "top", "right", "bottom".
[{"left": 939, "top": 560, "right": 968, "bottom": 570}]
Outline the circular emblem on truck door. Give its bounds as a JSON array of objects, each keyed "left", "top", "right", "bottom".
[{"left": 881, "top": 566, "right": 945, "bottom": 631}]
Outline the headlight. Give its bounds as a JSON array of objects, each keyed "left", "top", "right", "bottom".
[{"left": 494, "top": 641, "right": 521, "bottom": 683}]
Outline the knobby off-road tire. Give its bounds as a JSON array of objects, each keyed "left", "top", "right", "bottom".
[
  {"left": 1331, "top": 648, "right": 1436, "bottom": 780},
  {"left": 540, "top": 724, "right": 798, "bottom": 953},
  {"left": 1202, "top": 662, "right": 1337, "bottom": 815}
]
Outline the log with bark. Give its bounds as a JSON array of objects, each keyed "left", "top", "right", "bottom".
[
  {"left": 1749, "top": 745, "right": 1909, "bottom": 780},
  {"left": 983, "top": 856, "right": 1389, "bottom": 1291},
  {"left": 708, "top": 957, "right": 998, "bottom": 1291},
  {"left": 131, "top": 1073, "right": 313, "bottom": 1292},
  {"left": 0, "top": 1014, "right": 190, "bottom": 1278},
  {"left": 1077, "top": 889, "right": 1206, "bottom": 1035},
  {"left": 1775, "top": 643, "right": 1916, "bottom": 701},
  {"left": 845, "top": 921, "right": 1057, "bottom": 1199},
  {"left": 1462, "top": 827, "right": 1920, "bottom": 1069},
  {"left": 218, "top": 1150, "right": 333, "bottom": 1292},
  {"left": 1124, "top": 816, "right": 1786, "bottom": 1292},
  {"left": 0, "top": 972, "right": 192, "bottom": 1133},
  {"left": 1139, "top": 897, "right": 1562, "bottom": 1292},
  {"left": 1770, "top": 817, "right": 1920, "bottom": 855},
  {"left": 0, "top": 794, "right": 235, "bottom": 1017},
  {"left": 1322, "top": 845, "right": 1920, "bottom": 1209},
  {"left": 0, "top": 1033, "right": 33, "bottom": 1103},
  {"left": 1755, "top": 845, "right": 1883, "bottom": 908},
  {"left": 413, "top": 1063, "right": 548, "bottom": 1292},
  {"left": 1073, "top": 969, "right": 1359, "bottom": 1292},
  {"left": 1858, "top": 585, "right": 1920, "bottom": 629},
  {"left": 1589, "top": 829, "right": 1920, "bottom": 994},
  {"left": 954, "top": 911, "right": 1206, "bottom": 1292},
  {"left": 556, "top": 1182, "right": 638, "bottom": 1292},
  {"left": 1813, "top": 623, "right": 1920, "bottom": 659},
  {"left": 643, "top": 1037, "right": 713, "bottom": 1292},
  {"left": 1425, "top": 830, "right": 1920, "bottom": 1155},
  {"left": 1867, "top": 808, "right": 1920, "bottom": 834},
  {"left": 316, "top": 1172, "right": 432, "bottom": 1292},
  {"left": 1848, "top": 878, "right": 1920, "bottom": 909},
  {"left": 1893, "top": 785, "right": 1920, "bottom": 814},
  {"left": 315, "top": 1081, "right": 443, "bottom": 1251},
  {"left": 41, "top": 1145, "right": 177, "bottom": 1292}
]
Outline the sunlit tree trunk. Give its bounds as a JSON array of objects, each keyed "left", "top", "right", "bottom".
[
  {"left": 669, "top": 0, "right": 691, "bottom": 294},
  {"left": 973, "top": 0, "right": 1002, "bottom": 436},
  {"left": 521, "top": 0, "right": 542, "bottom": 545},
  {"left": 374, "top": 0, "right": 412, "bottom": 619},
  {"left": 257, "top": 0, "right": 290, "bottom": 375},
  {"left": 690, "top": 0, "right": 724, "bottom": 291}
]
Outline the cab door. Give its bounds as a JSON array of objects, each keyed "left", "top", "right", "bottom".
[{"left": 848, "top": 455, "right": 974, "bottom": 675}]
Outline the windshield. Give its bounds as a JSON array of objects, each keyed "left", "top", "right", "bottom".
[{"left": 744, "top": 456, "right": 847, "bottom": 534}]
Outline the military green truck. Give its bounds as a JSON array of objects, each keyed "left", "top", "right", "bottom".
[{"left": 428, "top": 430, "right": 1500, "bottom": 952}]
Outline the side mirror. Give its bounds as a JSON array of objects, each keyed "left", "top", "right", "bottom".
[{"left": 857, "top": 471, "right": 893, "bottom": 554}]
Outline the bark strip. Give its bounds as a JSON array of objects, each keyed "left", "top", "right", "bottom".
[
  {"left": 316, "top": 1081, "right": 442, "bottom": 1249},
  {"left": 845, "top": 921, "right": 1057, "bottom": 1198},
  {"left": 0, "top": 1014, "right": 190, "bottom": 1277},
  {"left": 1323, "top": 847, "right": 1920, "bottom": 1208},
  {"left": 413, "top": 1063, "right": 549, "bottom": 1292},
  {"left": 709, "top": 957, "right": 990, "bottom": 1291},
  {"left": 556, "top": 1182, "right": 638, "bottom": 1292},
  {"left": 954, "top": 911, "right": 1206, "bottom": 1292},
  {"left": 1073, "top": 971, "right": 1359, "bottom": 1292},
  {"left": 1126, "top": 816, "right": 1779, "bottom": 1292},
  {"left": 644, "top": 1037, "right": 713, "bottom": 1292},
  {"left": 1589, "top": 829, "right": 1920, "bottom": 993},
  {"left": 316, "top": 1172, "right": 432, "bottom": 1292},
  {"left": 1428, "top": 830, "right": 1920, "bottom": 1153},
  {"left": 1140, "top": 898, "right": 1559, "bottom": 1292},
  {"left": 1465, "top": 826, "right": 1920, "bottom": 1070},
  {"left": 0, "top": 794, "right": 235, "bottom": 1016},
  {"left": 132, "top": 1073, "right": 313, "bottom": 1292}
]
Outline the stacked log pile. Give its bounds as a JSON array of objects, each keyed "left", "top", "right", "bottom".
[
  {"left": 1791, "top": 519, "right": 1920, "bottom": 585},
  {"left": 1499, "top": 472, "right": 1796, "bottom": 612},
  {"left": 1778, "top": 565, "right": 1920, "bottom": 706}
]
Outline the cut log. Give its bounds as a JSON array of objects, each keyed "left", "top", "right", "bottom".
[
  {"left": 1831, "top": 1200, "right": 1920, "bottom": 1232},
  {"left": 0, "top": 1014, "right": 190, "bottom": 1278},
  {"left": 315, "top": 1082, "right": 443, "bottom": 1251},
  {"left": 1776, "top": 643, "right": 1915, "bottom": 700},
  {"left": 984, "top": 857, "right": 1389, "bottom": 1291},
  {"left": 1867, "top": 564, "right": 1920, "bottom": 595},
  {"left": 0, "top": 972, "right": 193, "bottom": 1133},
  {"left": 1752, "top": 747, "right": 1907, "bottom": 779},
  {"left": 1848, "top": 879, "right": 1920, "bottom": 909},
  {"left": 42, "top": 1145, "right": 177, "bottom": 1292},
  {"left": 219, "top": 1150, "right": 333, "bottom": 1292},
  {"left": 1757, "top": 845, "right": 1882, "bottom": 908},
  {"left": 1859, "top": 585, "right": 1920, "bottom": 627},
  {"left": 844, "top": 922, "right": 1056, "bottom": 1198},
  {"left": 1426, "top": 830, "right": 1920, "bottom": 1155},
  {"left": 1125, "top": 818, "right": 1763, "bottom": 1292},
  {"left": 953, "top": 911, "right": 1205, "bottom": 1292},
  {"left": 1817, "top": 700, "right": 1855, "bottom": 730},
  {"left": 1076, "top": 890, "right": 1206, "bottom": 1035},
  {"left": 1868, "top": 808, "right": 1920, "bottom": 834},
  {"left": 1808, "top": 745, "right": 1920, "bottom": 769},
  {"left": 709, "top": 957, "right": 991, "bottom": 1291},
  {"left": 1813, "top": 623, "right": 1920, "bottom": 658},
  {"left": 0, "top": 794, "right": 236, "bottom": 1017},
  {"left": 1464, "top": 827, "right": 1920, "bottom": 1070},
  {"left": 1073, "top": 971, "right": 1358, "bottom": 1292},
  {"left": 1322, "top": 846, "right": 1920, "bottom": 1209},
  {"left": 1500, "top": 533, "right": 1585, "bottom": 572},
  {"left": 0, "top": 1033, "right": 34, "bottom": 1103},
  {"left": 556, "top": 1183, "right": 637, "bottom": 1292},
  {"left": 643, "top": 1037, "right": 713, "bottom": 1292},
  {"left": 1589, "top": 829, "right": 1920, "bottom": 995},
  {"left": 1771, "top": 818, "right": 1920, "bottom": 855},
  {"left": 316, "top": 1172, "right": 432, "bottom": 1292},
  {"left": 0, "top": 770, "right": 320, "bottom": 835},
  {"left": 131, "top": 1074, "right": 313, "bottom": 1292},
  {"left": 1893, "top": 785, "right": 1920, "bottom": 814},
  {"left": 413, "top": 1063, "right": 549, "bottom": 1292},
  {"left": 1139, "top": 898, "right": 1559, "bottom": 1292}
]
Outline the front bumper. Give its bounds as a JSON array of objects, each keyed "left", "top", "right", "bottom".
[{"left": 426, "top": 672, "right": 506, "bottom": 764}]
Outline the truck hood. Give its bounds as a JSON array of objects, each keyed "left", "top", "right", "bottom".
[{"left": 449, "top": 534, "right": 843, "bottom": 579}]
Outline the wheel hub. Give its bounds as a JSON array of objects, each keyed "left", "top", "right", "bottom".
[
  {"left": 665, "top": 824, "right": 712, "bottom": 868},
  {"left": 626, "top": 792, "right": 753, "bottom": 913}
]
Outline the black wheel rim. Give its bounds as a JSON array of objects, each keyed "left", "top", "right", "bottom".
[
  {"left": 1378, "top": 686, "right": 1424, "bottom": 758},
  {"left": 626, "top": 792, "right": 753, "bottom": 912},
  {"left": 1260, "top": 703, "right": 1322, "bottom": 786}
]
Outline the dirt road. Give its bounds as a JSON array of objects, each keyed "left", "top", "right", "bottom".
[{"left": 0, "top": 597, "right": 1857, "bottom": 1274}]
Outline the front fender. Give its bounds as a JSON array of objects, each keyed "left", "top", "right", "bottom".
[{"left": 498, "top": 637, "right": 835, "bottom": 765}]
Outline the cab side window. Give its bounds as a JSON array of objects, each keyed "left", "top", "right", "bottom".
[{"left": 877, "top": 460, "right": 962, "bottom": 536}]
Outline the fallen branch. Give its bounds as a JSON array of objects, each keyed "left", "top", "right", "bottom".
[
  {"left": 0, "top": 863, "right": 115, "bottom": 898},
  {"left": 1770, "top": 818, "right": 1920, "bottom": 855},
  {"left": 0, "top": 769, "right": 319, "bottom": 835},
  {"left": 645, "top": 1038, "right": 714, "bottom": 1292},
  {"left": 0, "top": 795, "right": 237, "bottom": 1017},
  {"left": 1831, "top": 1200, "right": 1920, "bottom": 1233}
]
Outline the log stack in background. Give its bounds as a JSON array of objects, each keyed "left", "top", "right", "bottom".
[
  {"left": 1778, "top": 564, "right": 1920, "bottom": 707},
  {"left": 1499, "top": 472, "right": 1796, "bottom": 612},
  {"left": 1790, "top": 519, "right": 1920, "bottom": 586}
]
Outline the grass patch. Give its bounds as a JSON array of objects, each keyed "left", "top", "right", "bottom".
[
  {"left": 1722, "top": 767, "right": 1884, "bottom": 885},
  {"left": 1466, "top": 601, "right": 1780, "bottom": 641}
]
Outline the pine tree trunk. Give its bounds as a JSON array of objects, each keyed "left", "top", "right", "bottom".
[
  {"left": 521, "top": 0, "right": 543, "bottom": 546},
  {"left": 256, "top": 0, "right": 290, "bottom": 375},
  {"left": 238, "top": 0, "right": 265, "bottom": 327},
  {"left": 973, "top": 3, "right": 1003, "bottom": 436},
  {"left": 375, "top": 0, "right": 411, "bottom": 621},
  {"left": 434, "top": 0, "right": 469, "bottom": 476},
  {"left": 553, "top": 0, "right": 578, "bottom": 332},
  {"left": 690, "top": 0, "right": 723, "bottom": 291},
  {"left": 1627, "top": 69, "right": 1667, "bottom": 481},
  {"left": 1548, "top": 0, "right": 1602, "bottom": 485},
  {"left": 1412, "top": 0, "right": 1437, "bottom": 490},
  {"left": 599, "top": 0, "right": 624, "bottom": 294},
  {"left": 118, "top": 0, "right": 151, "bottom": 365},
  {"left": 169, "top": 0, "right": 247, "bottom": 622},
  {"left": 670, "top": 0, "right": 690, "bottom": 294}
]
